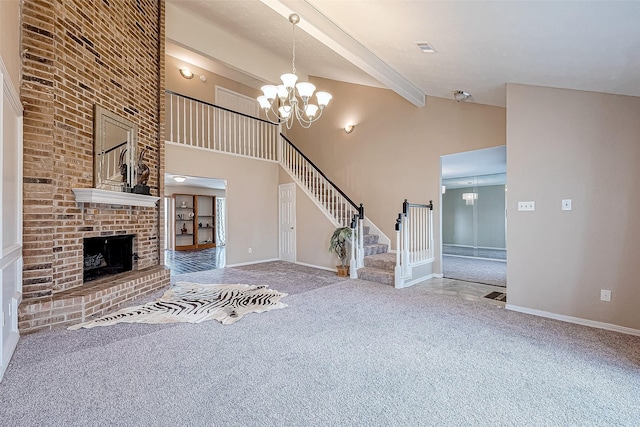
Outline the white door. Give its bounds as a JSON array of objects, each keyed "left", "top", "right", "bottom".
[
  {"left": 0, "top": 60, "right": 23, "bottom": 381},
  {"left": 215, "top": 86, "right": 258, "bottom": 117},
  {"left": 279, "top": 183, "right": 296, "bottom": 262}
]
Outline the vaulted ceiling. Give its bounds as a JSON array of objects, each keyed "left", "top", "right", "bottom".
[{"left": 166, "top": 0, "right": 640, "bottom": 108}]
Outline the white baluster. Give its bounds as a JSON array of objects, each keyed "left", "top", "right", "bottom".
[
  {"left": 429, "top": 208, "right": 434, "bottom": 259},
  {"left": 182, "top": 97, "right": 186, "bottom": 144},
  {"left": 169, "top": 93, "right": 174, "bottom": 142},
  {"left": 207, "top": 106, "right": 211, "bottom": 150},
  {"left": 403, "top": 213, "right": 409, "bottom": 277}
]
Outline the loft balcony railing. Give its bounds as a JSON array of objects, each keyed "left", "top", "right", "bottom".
[{"left": 166, "top": 90, "right": 279, "bottom": 161}]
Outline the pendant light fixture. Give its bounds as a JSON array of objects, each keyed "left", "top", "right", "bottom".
[{"left": 257, "top": 14, "right": 332, "bottom": 129}]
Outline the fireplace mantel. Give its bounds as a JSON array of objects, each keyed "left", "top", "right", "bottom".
[{"left": 72, "top": 188, "right": 160, "bottom": 207}]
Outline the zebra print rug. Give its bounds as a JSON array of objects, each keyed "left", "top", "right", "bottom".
[{"left": 68, "top": 282, "right": 288, "bottom": 330}]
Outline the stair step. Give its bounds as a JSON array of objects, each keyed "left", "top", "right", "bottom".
[
  {"left": 363, "top": 252, "right": 396, "bottom": 272},
  {"left": 357, "top": 267, "right": 394, "bottom": 286},
  {"left": 364, "top": 243, "right": 388, "bottom": 256},
  {"left": 362, "top": 226, "right": 370, "bottom": 235},
  {"left": 363, "top": 234, "right": 379, "bottom": 245}
]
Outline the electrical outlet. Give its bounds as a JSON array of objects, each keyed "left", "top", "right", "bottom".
[
  {"left": 518, "top": 201, "right": 535, "bottom": 211},
  {"left": 248, "top": 247, "right": 252, "bottom": 254},
  {"left": 562, "top": 199, "right": 572, "bottom": 211},
  {"left": 600, "top": 289, "right": 611, "bottom": 302}
]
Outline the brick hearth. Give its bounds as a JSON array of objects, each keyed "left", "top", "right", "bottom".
[{"left": 20, "top": 266, "right": 170, "bottom": 333}]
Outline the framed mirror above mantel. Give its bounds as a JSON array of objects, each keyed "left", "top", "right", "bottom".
[
  {"left": 93, "top": 104, "right": 137, "bottom": 192},
  {"left": 71, "top": 104, "right": 159, "bottom": 207}
]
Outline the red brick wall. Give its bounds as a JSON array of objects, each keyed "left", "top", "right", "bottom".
[{"left": 20, "top": 0, "right": 165, "bottom": 310}]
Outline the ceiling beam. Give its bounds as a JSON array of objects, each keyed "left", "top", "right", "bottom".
[{"left": 260, "top": 0, "right": 426, "bottom": 107}]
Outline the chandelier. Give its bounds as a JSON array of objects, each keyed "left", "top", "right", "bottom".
[{"left": 257, "top": 14, "right": 332, "bottom": 129}]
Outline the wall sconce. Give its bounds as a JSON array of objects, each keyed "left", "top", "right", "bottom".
[
  {"left": 462, "top": 192, "right": 478, "bottom": 205},
  {"left": 179, "top": 68, "right": 194, "bottom": 79},
  {"left": 344, "top": 124, "right": 355, "bottom": 134},
  {"left": 173, "top": 176, "right": 186, "bottom": 183}
]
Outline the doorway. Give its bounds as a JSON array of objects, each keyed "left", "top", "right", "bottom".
[
  {"left": 441, "top": 147, "right": 507, "bottom": 288},
  {"left": 162, "top": 174, "right": 227, "bottom": 274}
]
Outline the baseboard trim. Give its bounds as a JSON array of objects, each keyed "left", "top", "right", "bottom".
[
  {"left": 505, "top": 304, "right": 640, "bottom": 337},
  {"left": 226, "top": 258, "right": 280, "bottom": 268},
  {"left": 294, "top": 261, "right": 336, "bottom": 273},
  {"left": 397, "top": 273, "right": 436, "bottom": 289}
]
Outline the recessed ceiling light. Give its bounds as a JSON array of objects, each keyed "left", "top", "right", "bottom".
[
  {"left": 415, "top": 42, "right": 436, "bottom": 53},
  {"left": 173, "top": 176, "right": 186, "bottom": 183}
]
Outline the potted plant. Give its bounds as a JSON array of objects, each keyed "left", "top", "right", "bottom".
[{"left": 329, "top": 226, "right": 353, "bottom": 277}]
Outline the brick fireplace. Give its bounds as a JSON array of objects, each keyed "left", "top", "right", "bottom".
[{"left": 19, "top": 0, "right": 170, "bottom": 333}]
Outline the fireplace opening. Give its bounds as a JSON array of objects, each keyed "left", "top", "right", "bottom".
[{"left": 83, "top": 235, "right": 134, "bottom": 282}]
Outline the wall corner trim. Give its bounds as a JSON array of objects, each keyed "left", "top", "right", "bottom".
[{"left": 505, "top": 304, "right": 640, "bottom": 337}]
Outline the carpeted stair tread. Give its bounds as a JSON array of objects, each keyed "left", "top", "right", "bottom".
[
  {"left": 363, "top": 233, "right": 379, "bottom": 245},
  {"left": 363, "top": 252, "right": 396, "bottom": 272},
  {"left": 363, "top": 243, "right": 388, "bottom": 256},
  {"left": 357, "top": 267, "right": 394, "bottom": 286}
]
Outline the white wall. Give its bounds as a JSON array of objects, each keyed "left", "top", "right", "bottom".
[
  {"left": 506, "top": 83, "right": 640, "bottom": 331},
  {"left": 442, "top": 185, "right": 506, "bottom": 249},
  {"left": 0, "top": 55, "right": 23, "bottom": 380},
  {"left": 165, "top": 143, "right": 279, "bottom": 266}
]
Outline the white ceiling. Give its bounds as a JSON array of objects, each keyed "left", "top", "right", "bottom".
[
  {"left": 166, "top": 0, "right": 640, "bottom": 107},
  {"left": 441, "top": 146, "right": 506, "bottom": 183}
]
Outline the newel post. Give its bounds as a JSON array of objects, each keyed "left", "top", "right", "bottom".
[
  {"left": 350, "top": 214, "right": 358, "bottom": 278},
  {"left": 394, "top": 214, "right": 404, "bottom": 288}
]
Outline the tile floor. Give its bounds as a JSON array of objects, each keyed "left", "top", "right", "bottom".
[
  {"left": 164, "top": 249, "right": 505, "bottom": 306},
  {"left": 413, "top": 277, "right": 507, "bottom": 307},
  {"left": 164, "top": 246, "right": 226, "bottom": 275}
]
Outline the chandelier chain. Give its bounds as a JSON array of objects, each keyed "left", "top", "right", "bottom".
[{"left": 291, "top": 20, "right": 296, "bottom": 75}]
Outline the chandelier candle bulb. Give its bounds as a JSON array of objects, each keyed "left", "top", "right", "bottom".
[
  {"left": 296, "top": 82, "right": 316, "bottom": 99},
  {"left": 305, "top": 104, "right": 319, "bottom": 118},
  {"left": 281, "top": 73, "right": 298, "bottom": 88},
  {"left": 316, "top": 91, "right": 332, "bottom": 108}
]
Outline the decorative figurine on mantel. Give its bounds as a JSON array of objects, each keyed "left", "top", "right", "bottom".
[
  {"left": 133, "top": 147, "right": 151, "bottom": 195},
  {"left": 118, "top": 148, "right": 128, "bottom": 183},
  {"left": 181, "top": 223, "right": 188, "bottom": 234}
]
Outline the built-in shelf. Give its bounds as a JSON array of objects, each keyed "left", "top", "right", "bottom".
[{"left": 72, "top": 188, "right": 160, "bottom": 207}]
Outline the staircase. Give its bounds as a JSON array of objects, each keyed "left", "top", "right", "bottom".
[
  {"left": 165, "top": 92, "right": 434, "bottom": 289},
  {"left": 356, "top": 226, "right": 396, "bottom": 286}
]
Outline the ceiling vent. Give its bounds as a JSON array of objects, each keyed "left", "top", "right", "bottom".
[{"left": 415, "top": 42, "right": 436, "bottom": 53}]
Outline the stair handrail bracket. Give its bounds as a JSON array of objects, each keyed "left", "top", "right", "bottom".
[{"left": 395, "top": 199, "right": 435, "bottom": 289}]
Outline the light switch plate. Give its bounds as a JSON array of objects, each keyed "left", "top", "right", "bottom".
[
  {"left": 600, "top": 289, "right": 611, "bottom": 302},
  {"left": 518, "top": 201, "right": 535, "bottom": 211},
  {"left": 562, "top": 199, "right": 572, "bottom": 210}
]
